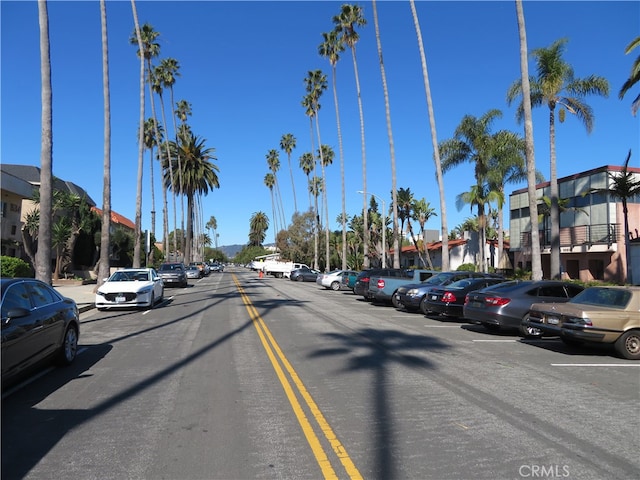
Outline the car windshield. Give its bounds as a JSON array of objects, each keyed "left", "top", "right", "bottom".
[
  {"left": 110, "top": 271, "right": 146, "bottom": 281},
  {"left": 446, "top": 279, "right": 474, "bottom": 289},
  {"left": 160, "top": 264, "right": 182, "bottom": 272},
  {"left": 570, "top": 287, "right": 631, "bottom": 308}
]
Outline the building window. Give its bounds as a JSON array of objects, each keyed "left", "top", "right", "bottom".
[{"left": 10, "top": 225, "right": 17, "bottom": 235}]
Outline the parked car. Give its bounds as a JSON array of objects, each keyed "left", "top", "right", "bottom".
[
  {"left": 157, "top": 262, "right": 188, "bottom": 288},
  {"left": 353, "top": 268, "right": 405, "bottom": 299},
  {"left": 423, "top": 277, "right": 507, "bottom": 318},
  {"left": 369, "top": 269, "right": 438, "bottom": 306},
  {"left": 396, "top": 271, "right": 497, "bottom": 313},
  {"left": 190, "top": 262, "right": 209, "bottom": 276},
  {"left": 95, "top": 268, "right": 164, "bottom": 310},
  {"left": 290, "top": 267, "right": 320, "bottom": 282},
  {"left": 186, "top": 265, "right": 203, "bottom": 279},
  {"left": 316, "top": 270, "right": 358, "bottom": 290},
  {"left": 210, "top": 262, "right": 224, "bottom": 273},
  {"left": 1, "top": 278, "right": 80, "bottom": 388},
  {"left": 524, "top": 286, "right": 640, "bottom": 359},
  {"left": 463, "top": 280, "right": 584, "bottom": 336},
  {"left": 341, "top": 271, "right": 360, "bottom": 291}
]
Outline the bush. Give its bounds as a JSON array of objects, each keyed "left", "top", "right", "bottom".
[
  {"left": 456, "top": 263, "right": 476, "bottom": 272},
  {"left": 1, "top": 256, "right": 33, "bottom": 278}
]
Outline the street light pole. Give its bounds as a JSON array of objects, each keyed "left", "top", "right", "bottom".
[{"left": 358, "top": 191, "right": 386, "bottom": 268}]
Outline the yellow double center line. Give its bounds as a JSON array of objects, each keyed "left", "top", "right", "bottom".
[{"left": 233, "top": 274, "right": 362, "bottom": 480}]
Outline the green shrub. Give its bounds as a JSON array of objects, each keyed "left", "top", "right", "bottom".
[
  {"left": 1, "top": 256, "right": 33, "bottom": 278},
  {"left": 456, "top": 263, "right": 476, "bottom": 272}
]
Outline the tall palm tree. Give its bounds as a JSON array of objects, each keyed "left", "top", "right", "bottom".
[
  {"left": 142, "top": 117, "right": 162, "bottom": 237},
  {"left": 152, "top": 63, "right": 181, "bottom": 257},
  {"left": 279, "top": 133, "right": 298, "bottom": 213},
  {"left": 319, "top": 29, "right": 348, "bottom": 270},
  {"left": 409, "top": 0, "right": 449, "bottom": 271},
  {"left": 440, "top": 110, "right": 502, "bottom": 272},
  {"left": 318, "top": 144, "right": 334, "bottom": 269},
  {"left": 309, "top": 175, "right": 323, "bottom": 268},
  {"left": 264, "top": 173, "right": 279, "bottom": 244},
  {"left": 266, "top": 149, "right": 287, "bottom": 230},
  {"left": 371, "top": 0, "right": 400, "bottom": 269},
  {"left": 98, "top": 0, "right": 112, "bottom": 284},
  {"left": 130, "top": 22, "right": 162, "bottom": 264},
  {"left": 176, "top": 99, "right": 192, "bottom": 124},
  {"left": 249, "top": 212, "right": 269, "bottom": 247},
  {"left": 299, "top": 152, "right": 315, "bottom": 209},
  {"left": 301, "top": 94, "right": 319, "bottom": 270},
  {"left": 304, "top": 69, "right": 328, "bottom": 270},
  {"left": 333, "top": 3, "right": 369, "bottom": 267},
  {"left": 396, "top": 187, "right": 414, "bottom": 266},
  {"left": 619, "top": 35, "right": 640, "bottom": 115},
  {"left": 167, "top": 132, "right": 219, "bottom": 263},
  {"left": 36, "top": 0, "right": 52, "bottom": 283},
  {"left": 159, "top": 57, "right": 185, "bottom": 247},
  {"left": 514, "top": 0, "right": 542, "bottom": 280},
  {"left": 507, "top": 37, "right": 609, "bottom": 279}
]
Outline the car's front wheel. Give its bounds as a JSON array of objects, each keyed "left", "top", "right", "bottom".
[
  {"left": 296, "top": 276, "right": 304, "bottom": 282},
  {"left": 419, "top": 296, "right": 430, "bottom": 315},
  {"left": 331, "top": 281, "right": 340, "bottom": 291},
  {"left": 392, "top": 293, "right": 402, "bottom": 309},
  {"left": 614, "top": 329, "right": 640, "bottom": 360},
  {"left": 57, "top": 325, "right": 78, "bottom": 365}
]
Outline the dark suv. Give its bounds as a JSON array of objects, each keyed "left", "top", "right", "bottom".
[{"left": 157, "top": 263, "right": 188, "bottom": 288}]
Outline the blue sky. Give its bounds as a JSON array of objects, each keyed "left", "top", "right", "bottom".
[{"left": 2, "top": 1, "right": 638, "bottom": 248}]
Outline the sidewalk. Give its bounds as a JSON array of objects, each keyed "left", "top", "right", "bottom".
[{"left": 52, "top": 282, "right": 97, "bottom": 314}]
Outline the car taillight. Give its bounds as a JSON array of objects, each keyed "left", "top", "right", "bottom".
[
  {"left": 442, "top": 292, "right": 457, "bottom": 303},
  {"left": 377, "top": 279, "right": 385, "bottom": 288},
  {"left": 485, "top": 297, "right": 510, "bottom": 306}
]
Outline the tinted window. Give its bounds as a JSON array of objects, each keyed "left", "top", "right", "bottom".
[
  {"left": 29, "top": 282, "right": 59, "bottom": 307},
  {"left": 1, "top": 283, "right": 32, "bottom": 314},
  {"left": 538, "top": 285, "right": 569, "bottom": 298}
]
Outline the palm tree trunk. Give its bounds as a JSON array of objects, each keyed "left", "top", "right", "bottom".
[
  {"left": 99, "top": 0, "right": 112, "bottom": 285},
  {"left": 410, "top": 0, "right": 449, "bottom": 271},
  {"left": 169, "top": 86, "right": 186, "bottom": 255},
  {"left": 331, "top": 64, "right": 348, "bottom": 270},
  {"left": 373, "top": 0, "right": 400, "bottom": 269},
  {"left": 36, "top": 0, "right": 53, "bottom": 283},
  {"left": 549, "top": 110, "right": 561, "bottom": 279}
]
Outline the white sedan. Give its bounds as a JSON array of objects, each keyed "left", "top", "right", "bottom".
[
  {"left": 316, "top": 270, "right": 351, "bottom": 291},
  {"left": 95, "top": 268, "right": 164, "bottom": 310}
]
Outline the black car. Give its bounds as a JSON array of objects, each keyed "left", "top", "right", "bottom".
[
  {"left": 423, "top": 277, "right": 506, "bottom": 318},
  {"left": 1, "top": 278, "right": 80, "bottom": 388},
  {"left": 157, "top": 262, "right": 188, "bottom": 288},
  {"left": 289, "top": 267, "right": 320, "bottom": 282}
]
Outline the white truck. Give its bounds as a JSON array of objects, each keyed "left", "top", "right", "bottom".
[{"left": 252, "top": 259, "right": 310, "bottom": 278}]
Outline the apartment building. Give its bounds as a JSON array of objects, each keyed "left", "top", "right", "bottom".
[{"left": 509, "top": 164, "right": 640, "bottom": 284}]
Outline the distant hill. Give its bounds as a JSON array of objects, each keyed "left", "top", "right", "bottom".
[{"left": 219, "top": 244, "right": 245, "bottom": 258}]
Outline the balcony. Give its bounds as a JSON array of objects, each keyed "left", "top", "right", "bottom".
[{"left": 519, "top": 223, "right": 621, "bottom": 250}]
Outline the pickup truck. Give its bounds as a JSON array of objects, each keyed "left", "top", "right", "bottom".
[{"left": 368, "top": 269, "right": 438, "bottom": 307}]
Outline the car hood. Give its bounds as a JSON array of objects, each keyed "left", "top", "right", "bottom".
[{"left": 98, "top": 280, "right": 154, "bottom": 293}]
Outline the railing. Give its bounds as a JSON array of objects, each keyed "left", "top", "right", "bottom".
[{"left": 520, "top": 223, "right": 621, "bottom": 249}]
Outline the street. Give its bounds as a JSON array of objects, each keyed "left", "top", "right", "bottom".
[{"left": 2, "top": 268, "right": 639, "bottom": 480}]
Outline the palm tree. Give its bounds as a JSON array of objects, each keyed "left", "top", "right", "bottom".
[
  {"left": 319, "top": 29, "right": 348, "bottom": 270},
  {"left": 98, "top": 0, "right": 112, "bottom": 284},
  {"left": 318, "top": 144, "right": 334, "bottom": 270},
  {"left": 176, "top": 99, "right": 192, "bottom": 124},
  {"left": 279, "top": 133, "right": 298, "bottom": 213},
  {"left": 130, "top": 22, "right": 162, "bottom": 264},
  {"left": 440, "top": 110, "right": 502, "bottom": 272},
  {"left": 333, "top": 3, "right": 368, "bottom": 267},
  {"left": 410, "top": 0, "right": 449, "bottom": 271},
  {"left": 266, "top": 149, "right": 287, "bottom": 231},
  {"left": 167, "top": 132, "right": 219, "bottom": 263},
  {"left": 299, "top": 152, "right": 315, "bottom": 209},
  {"left": 507, "top": 37, "right": 610, "bottom": 279},
  {"left": 249, "top": 212, "right": 269, "bottom": 247},
  {"left": 142, "top": 118, "right": 162, "bottom": 237},
  {"left": 514, "top": 0, "right": 542, "bottom": 280},
  {"left": 205, "top": 216, "right": 218, "bottom": 249},
  {"left": 309, "top": 175, "right": 323, "bottom": 269},
  {"left": 372, "top": 0, "right": 400, "bottom": 269},
  {"left": 619, "top": 36, "right": 640, "bottom": 115},
  {"left": 586, "top": 151, "right": 640, "bottom": 283},
  {"left": 36, "top": 0, "right": 52, "bottom": 283},
  {"left": 304, "top": 69, "right": 328, "bottom": 270},
  {"left": 264, "top": 173, "right": 278, "bottom": 244},
  {"left": 396, "top": 187, "right": 414, "bottom": 266},
  {"left": 159, "top": 57, "right": 185, "bottom": 247},
  {"left": 412, "top": 197, "right": 436, "bottom": 269}
]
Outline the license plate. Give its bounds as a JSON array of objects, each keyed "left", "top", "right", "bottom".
[
  {"left": 547, "top": 316, "right": 559, "bottom": 325},
  {"left": 472, "top": 301, "right": 483, "bottom": 308},
  {"left": 431, "top": 295, "right": 438, "bottom": 301},
  {"left": 115, "top": 295, "right": 126, "bottom": 303}
]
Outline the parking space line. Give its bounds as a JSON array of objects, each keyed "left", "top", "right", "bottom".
[
  {"left": 472, "top": 339, "right": 518, "bottom": 342},
  {"left": 551, "top": 363, "right": 640, "bottom": 367}
]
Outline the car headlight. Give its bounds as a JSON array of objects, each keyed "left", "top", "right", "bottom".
[
  {"left": 139, "top": 287, "right": 152, "bottom": 294},
  {"left": 96, "top": 290, "right": 105, "bottom": 297},
  {"left": 407, "top": 289, "right": 419, "bottom": 296}
]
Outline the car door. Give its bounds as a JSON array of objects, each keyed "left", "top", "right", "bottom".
[
  {"left": 26, "top": 281, "right": 66, "bottom": 360},
  {"left": 1, "top": 282, "right": 39, "bottom": 380}
]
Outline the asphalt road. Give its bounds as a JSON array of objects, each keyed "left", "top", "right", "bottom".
[{"left": 2, "top": 268, "right": 639, "bottom": 480}]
